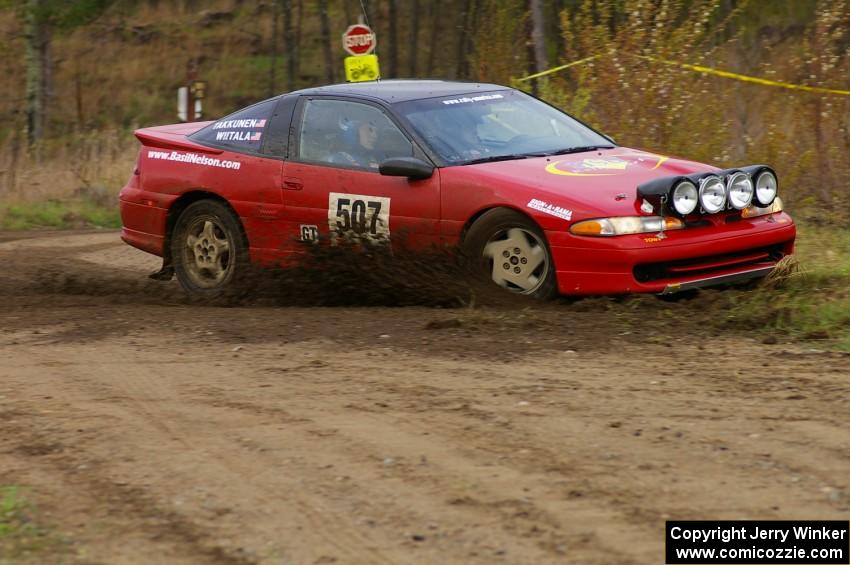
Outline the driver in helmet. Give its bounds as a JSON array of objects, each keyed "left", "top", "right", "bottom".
[{"left": 331, "top": 119, "right": 381, "bottom": 170}]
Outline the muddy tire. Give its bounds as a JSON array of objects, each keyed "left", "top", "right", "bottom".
[
  {"left": 171, "top": 200, "right": 249, "bottom": 301},
  {"left": 463, "top": 208, "right": 557, "bottom": 300}
]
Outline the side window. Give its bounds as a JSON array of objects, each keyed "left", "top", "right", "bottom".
[
  {"left": 190, "top": 99, "right": 276, "bottom": 152},
  {"left": 297, "top": 99, "right": 413, "bottom": 171}
]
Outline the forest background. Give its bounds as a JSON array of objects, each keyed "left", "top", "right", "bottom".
[
  {"left": 0, "top": 0, "right": 847, "bottom": 220},
  {"left": 0, "top": 0, "right": 848, "bottom": 345}
]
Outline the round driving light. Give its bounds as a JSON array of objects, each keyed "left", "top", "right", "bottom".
[
  {"left": 698, "top": 175, "right": 726, "bottom": 214},
  {"left": 727, "top": 172, "right": 754, "bottom": 210},
  {"left": 671, "top": 180, "right": 698, "bottom": 215},
  {"left": 754, "top": 171, "right": 777, "bottom": 207}
]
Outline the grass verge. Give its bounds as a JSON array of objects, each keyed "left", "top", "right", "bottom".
[
  {"left": 0, "top": 486, "right": 68, "bottom": 563},
  {"left": 0, "top": 200, "right": 120, "bottom": 230},
  {"left": 723, "top": 224, "right": 850, "bottom": 351}
]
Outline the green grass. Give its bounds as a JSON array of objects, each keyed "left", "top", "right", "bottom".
[
  {"left": 0, "top": 200, "right": 121, "bottom": 230},
  {"left": 0, "top": 487, "right": 29, "bottom": 538},
  {"left": 0, "top": 486, "right": 66, "bottom": 562},
  {"left": 726, "top": 224, "right": 850, "bottom": 351}
]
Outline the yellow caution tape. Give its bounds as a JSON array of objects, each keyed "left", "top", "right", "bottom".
[
  {"left": 516, "top": 52, "right": 850, "bottom": 96},
  {"left": 515, "top": 55, "right": 602, "bottom": 82},
  {"left": 631, "top": 54, "right": 850, "bottom": 96}
]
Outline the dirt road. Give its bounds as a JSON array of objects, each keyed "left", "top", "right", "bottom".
[{"left": 1, "top": 231, "right": 848, "bottom": 564}]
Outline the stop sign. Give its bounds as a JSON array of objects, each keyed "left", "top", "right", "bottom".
[{"left": 342, "top": 24, "right": 376, "bottom": 56}]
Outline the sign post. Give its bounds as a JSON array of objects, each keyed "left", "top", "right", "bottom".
[
  {"left": 178, "top": 62, "right": 207, "bottom": 122},
  {"left": 342, "top": 24, "right": 380, "bottom": 83}
]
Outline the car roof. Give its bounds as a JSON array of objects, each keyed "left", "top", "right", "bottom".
[{"left": 288, "top": 79, "right": 510, "bottom": 104}]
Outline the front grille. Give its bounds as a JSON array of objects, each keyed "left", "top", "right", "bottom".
[{"left": 633, "top": 244, "right": 786, "bottom": 283}]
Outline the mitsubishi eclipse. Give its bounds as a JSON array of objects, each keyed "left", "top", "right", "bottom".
[{"left": 119, "top": 80, "right": 795, "bottom": 299}]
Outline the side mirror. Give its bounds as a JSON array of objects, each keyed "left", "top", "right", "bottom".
[{"left": 379, "top": 157, "right": 434, "bottom": 180}]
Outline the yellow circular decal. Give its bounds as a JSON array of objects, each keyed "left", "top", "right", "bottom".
[{"left": 545, "top": 155, "right": 668, "bottom": 176}]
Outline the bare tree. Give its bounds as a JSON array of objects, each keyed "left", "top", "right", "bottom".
[
  {"left": 21, "top": 0, "right": 116, "bottom": 146},
  {"left": 408, "top": 0, "right": 419, "bottom": 76},
  {"left": 319, "top": 0, "right": 334, "bottom": 82},
  {"left": 529, "top": 0, "right": 547, "bottom": 74},
  {"left": 362, "top": 0, "right": 376, "bottom": 28},
  {"left": 343, "top": 0, "right": 353, "bottom": 25},
  {"left": 426, "top": 0, "right": 442, "bottom": 76},
  {"left": 454, "top": 0, "right": 472, "bottom": 78},
  {"left": 25, "top": 0, "right": 49, "bottom": 147},
  {"left": 388, "top": 0, "right": 398, "bottom": 77},
  {"left": 467, "top": 0, "right": 482, "bottom": 77},
  {"left": 549, "top": 0, "right": 565, "bottom": 63},
  {"left": 295, "top": 0, "right": 303, "bottom": 79},
  {"left": 269, "top": 0, "right": 279, "bottom": 96},
  {"left": 282, "top": 0, "right": 297, "bottom": 91}
]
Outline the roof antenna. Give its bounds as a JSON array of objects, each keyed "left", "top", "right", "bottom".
[{"left": 358, "top": 0, "right": 380, "bottom": 82}]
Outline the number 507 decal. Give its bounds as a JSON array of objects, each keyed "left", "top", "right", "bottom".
[{"left": 328, "top": 192, "right": 391, "bottom": 241}]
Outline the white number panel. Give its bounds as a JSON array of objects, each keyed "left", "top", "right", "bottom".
[{"left": 328, "top": 192, "right": 391, "bottom": 241}]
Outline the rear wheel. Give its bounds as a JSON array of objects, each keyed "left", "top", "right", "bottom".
[
  {"left": 463, "top": 208, "right": 557, "bottom": 300},
  {"left": 171, "top": 200, "right": 249, "bottom": 299}
]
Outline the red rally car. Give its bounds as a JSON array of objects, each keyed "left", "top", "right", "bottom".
[{"left": 119, "top": 80, "right": 795, "bottom": 299}]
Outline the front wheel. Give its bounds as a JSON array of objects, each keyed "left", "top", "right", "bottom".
[
  {"left": 463, "top": 208, "right": 557, "bottom": 300},
  {"left": 171, "top": 200, "right": 249, "bottom": 300}
]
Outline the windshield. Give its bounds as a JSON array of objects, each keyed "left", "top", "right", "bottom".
[{"left": 395, "top": 89, "right": 613, "bottom": 165}]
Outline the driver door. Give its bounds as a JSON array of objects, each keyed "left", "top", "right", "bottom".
[{"left": 281, "top": 96, "right": 440, "bottom": 249}]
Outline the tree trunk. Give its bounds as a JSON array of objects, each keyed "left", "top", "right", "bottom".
[
  {"left": 25, "top": 0, "right": 49, "bottom": 148},
  {"left": 363, "top": 0, "right": 376, "bottom": 28},
  {"left": 529, "top": 0, "right": 547, "bottom": 74},
  {"left": 319, "top": 0, "right": 334, "bottom": 83},
  {"left": 282, "top": 0, "right": 296, "bottom": 91},
  {"left": 74, "top": 64, "right": 84, "bottom": 128},
  {"left": 295, "top": 0, "right": 303, "bottom": 81},
  {"left": 454, "top": 0, "right": 472, "bottom": 78},
  {"left": 407, "top": 0, "right": 419, "bottom": 76},
  {"left": 550, "top": 0, "right": 565, "bottom": 63},
  {"left": 343, "top": 0, "right": 353, "bottom": 25},
  {"left": 426, "top": 0, "right": 441, "bottom": 76},
  {"left": 388, "top": 0, "right": 398, "bottom": 77},
  {"left": 466, "top": 0, "right": 482, "bottom": 79},
  {"left": 524, "top": 0, "right": 538, "bottom": 95},
  {"left": 7, "top": 123, "right": 21, "bottom": 193},
  {"left": 269, "top": 0, "right": 279, "bottom": 96}
]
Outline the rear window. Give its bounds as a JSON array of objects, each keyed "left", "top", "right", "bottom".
[{"left": 190, "top": 99, "right": 277, "bottom": 152}]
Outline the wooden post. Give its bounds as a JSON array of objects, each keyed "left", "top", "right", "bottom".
[{"left": 187, "top": 61, "right": 197, "bottom": 121}]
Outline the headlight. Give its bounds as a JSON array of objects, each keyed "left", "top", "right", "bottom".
[
  {"left": 570, "top": 216, "right": 684, "bottom": 236},
  {"left": 698, "top": 176, "right": 726, "bottom": 213},
  {"left": 741, "top": 196, "right": 783, "bottom": 218},
  {"left": 754, "top": 170, "right": 777, "bottom": 207},
  {"left": 726, "top": 172, "right": 754, "bottom": 210},
  {"left": 672, "top": 180, "right": 698, "bottom": 215}
]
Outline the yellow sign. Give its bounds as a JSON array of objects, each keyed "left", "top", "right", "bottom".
[
  {"left": 345, "top": 55, "right": 380, "bottom": 83},
  {"left": 190, "top": 80, "right": 207, "bottom": 99}
]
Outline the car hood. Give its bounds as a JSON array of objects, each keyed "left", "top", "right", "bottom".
[{"left": 457, "top": 147, "right": 718, "bottom": 217}]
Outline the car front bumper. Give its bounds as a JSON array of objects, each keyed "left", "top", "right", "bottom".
[{"left": 546, "top": 213, "right": 796, "bottom": 295}]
